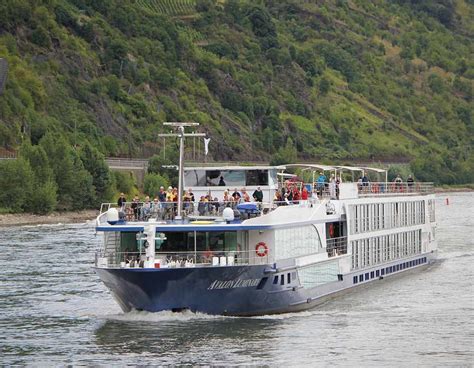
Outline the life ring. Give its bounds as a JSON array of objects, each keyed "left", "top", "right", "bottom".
[
  {"left": 255, "top": 242, "right": 268, "bottom": 257},
  {"left": 329, "top": 223, "right": 335, "bottom": 238}
]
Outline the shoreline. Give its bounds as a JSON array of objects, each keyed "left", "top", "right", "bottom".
[
  {"left": 434, "top": 187, "right": 474, "bottom": 193},
  {"left": 0, "top": 209, "right": 98, "bottom": 228}
]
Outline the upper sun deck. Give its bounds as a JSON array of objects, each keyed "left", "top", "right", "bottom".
[{"left": 96, "top": 180, "right": 434, "bottom": 232}]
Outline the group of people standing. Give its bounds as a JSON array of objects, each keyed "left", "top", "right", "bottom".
[{"left": 117, "top": 186, "right": 266, "bottom": 220}]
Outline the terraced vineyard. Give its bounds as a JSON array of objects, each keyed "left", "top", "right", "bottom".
[{"left": 136, "top": 0, "right": 196, "bottom": 16}]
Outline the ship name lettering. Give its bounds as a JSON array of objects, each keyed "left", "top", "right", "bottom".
[{"left": 207, "top": 278, "right": 260, "bottom": 290}]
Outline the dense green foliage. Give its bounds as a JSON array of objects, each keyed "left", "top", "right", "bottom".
[{"left": 0, "top": 0, "right": 473, "bottom": 192}]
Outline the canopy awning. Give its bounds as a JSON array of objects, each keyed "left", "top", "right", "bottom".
[{"left": 277, "top": 163, "right": 336, "bottom": 171}]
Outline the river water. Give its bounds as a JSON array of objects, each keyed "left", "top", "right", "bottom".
[{"left": 0, "top": 193, "right": 473, "bottom": 366}]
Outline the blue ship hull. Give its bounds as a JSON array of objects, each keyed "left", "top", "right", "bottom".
[
  {"left": 94, "top": 252, "right": 436, "bottom": 316},
  {"left": 95, "top": 265, "right": 314, "bottom": 316}
]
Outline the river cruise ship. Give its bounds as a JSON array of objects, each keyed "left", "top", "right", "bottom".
[{"left": 94, "top": 162, "right": 437, "bottom": 316}]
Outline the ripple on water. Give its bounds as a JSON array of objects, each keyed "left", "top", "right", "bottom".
[{"left": 0, "top": 194, "right": 473, "bottom": 366}]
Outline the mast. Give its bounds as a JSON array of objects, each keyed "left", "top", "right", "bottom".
[{"left": 158, "top": 122, "right": 206, "bottom": 220}]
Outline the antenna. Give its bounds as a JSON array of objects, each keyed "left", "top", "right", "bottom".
[{"left": 158, "top": 122, "right": 206, "bottom": 220}]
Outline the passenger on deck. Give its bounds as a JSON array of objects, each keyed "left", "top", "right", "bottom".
[
  {"left": 311, "top": 188, "right": 319, "bottom": 204},
  {"left": 131, "top": 196, "right": 140, "bottom": 220},
  {"left": 357, "top": 177, "right": 363, "bottom": 192},
  {"left": 317, "top": 172, "right": 327, "bottom": 197},
  {"left": 218, "top": 176, "right": 226, "bottom": 186},
  {"left": 223, "top": 190, "right": 232, "bottom": 204},
  {"left": 394, "top": 174, "right": 403, "bottom": 192},
  {"left": 336, "top": 176, "right": 341, "bottom": 199},
  {"left": 301, "top": 186, "right": 309, "bottom": 201},
  {"left": 252, "top": 187, "right": 263, "bottom": 203},
  {"left": 407, "top": 175, "right": 414, "bottom": 191},
  {"left": 117, "top": 193, "right": 127, "bottom": 209},
  {"left": 362, "top": 174, "right": 369, "bottom": 193},
  {"left": 329, "top": 175, "right": 337, "bottom": 199},
  {"left": 166, "top": 186, "right": 173, "bottom": 202},
  {"left": 150, "top": 197, "right": 160, "bottom": 219},
  {"left": 273, "top": 191, "right": 283, "bottom": 205},
  {"left": 241, "top": 188, "right": 250, "bottom": 202},
  {"left": 183, "top": 189, "right": 194, "bottom": 214},
  {"left": 232, "top": 188, "right": 241, "bottom": 202},
  {"left": 292, "top": 186, "right": 300, "bottom": 203},
  {"left": 141, "top": 196, "right": 152, "bottom": 220},
  {"left": 158, "top": 186, "right": 166, "bottom": 202},
  {"left": 198, "top": 196, "right": 208, "bottom": 216}
]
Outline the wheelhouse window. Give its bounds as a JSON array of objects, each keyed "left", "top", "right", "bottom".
[
  {"left": 246, "top": 170, "right": 269, "bottom": 186},
  {"left": 159, "top": 231, "right": 239, "bottom": 253},
  {"left": 184, "top": 169, "right": 269, "bottom": 187}
]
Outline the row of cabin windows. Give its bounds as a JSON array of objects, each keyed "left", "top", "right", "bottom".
[
  {"left": 352, "top": 257, "right": 428, "bottom": 284},
  {"left": 350, "top": 200, "right": 426, "bottom": 235},
  {"left": 351, "top": 229, "right": 422, "bottom": 270}
]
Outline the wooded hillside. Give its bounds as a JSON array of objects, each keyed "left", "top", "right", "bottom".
[{"left": 0, "top": 0, "right": 473, "bottom": 185}]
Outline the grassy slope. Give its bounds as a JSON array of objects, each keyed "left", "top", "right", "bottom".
[{"left": 0, "top": 0, "right": 472, "bottom": 183}]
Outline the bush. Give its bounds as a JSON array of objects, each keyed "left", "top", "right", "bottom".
[
  {"left": 28, "top": 179, "right": 57, "bottom": 214},
  {"left": 144, "top": 173, "right": 169, "bottom": 197},
  {"left": 0, "top": 158, "right": 34, "bottom": 212},
  {"left": 113, "top": 170, "right": 136, "bottom": 194}
]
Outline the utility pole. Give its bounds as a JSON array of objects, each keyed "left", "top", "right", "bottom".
[{"left": 158, "top": 122, "right": 206, "bottom": 220}]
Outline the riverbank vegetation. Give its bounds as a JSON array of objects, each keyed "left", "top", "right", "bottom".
[{"left": 0, "top": 0, "right": 473, "bottom": 214}]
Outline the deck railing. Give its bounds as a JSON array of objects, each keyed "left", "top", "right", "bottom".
[
  {"left": 326, "top": 236, "right": 348, "bottom": 257},
  {"left": 95, "top": 249, "right": 270, "bottom": 268},
  {"left": 357, "top": 182, "right": 434, "bottom": 196},
  {"left": 97, "top": 199, "right": 317, "bottom": 224}
]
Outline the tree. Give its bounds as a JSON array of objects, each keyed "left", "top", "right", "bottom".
[
  {"left": 319, "top": 77, "right": 331, "bottom": 95},
  {"left": 0, "top": 158, "right": 34, "bottom": 212},
  {"left": 39, "top": 133, "right": 76, "bottom": 209},
  {"left": 80, "top": 143, "right": 114, "bottom": 202},
  {"left": 112, "top": 171, "right": 136, "bottom": 195},
  {"left": 270, "top": 137, "right": 298, "bottom": 165},
  {"left": 19, "top": 141, "right": 58, "bottom": 214},
  {"left": 144, "top": 173, "right": 169, "bottom": 197}
]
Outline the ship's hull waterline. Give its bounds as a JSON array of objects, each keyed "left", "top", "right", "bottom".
[{"left": 95, "top": 251, "right": 436, "bottom": 316}]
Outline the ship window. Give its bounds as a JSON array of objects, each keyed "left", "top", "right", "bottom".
[
  {"left": 273, "top": 276, "right": 278, "bottom": 284},
  {"left": 353, "top": 276, "right": 358, "bottom": 284},
  {"left": 256, "top": 277, "right": 268, "bottom": 290},
  {"left": 287, "top": 273, "right": 291, "bottom": 284},
  {"left": 370, "top": 271, "right": 375, "bottom": 279},
  {"left": 280, "top": 275, "right": 285, "bottom": 285},
  {"left": 246, "top": 170, "right": 269, "bottom": 186},
  {"left": 359, "top": 275, "right": 363, "bottom": 282},
  {"left": 376, "top": 270, "right": 380, "bottom": 277},
  {"left": 184, "top": 170, "right": 207, "bottom": 186},
  {"left": 365, "top": 273, "right": 369, "bottom": 281},
  {"left": 158, "top": 231, "right": 238, "bottom": 254},
  {"left": 381, "top": 268, "right": 385, "bottom": 276}
]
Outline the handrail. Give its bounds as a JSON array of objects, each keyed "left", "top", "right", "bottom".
[{"left": 95, "top": 249, "right": 270, "bottom": 268}]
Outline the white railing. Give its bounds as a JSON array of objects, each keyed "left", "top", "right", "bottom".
[
  {"left": 357, "top": 182, "right": 434, "bottom": 196},
  {"left": 97, "top": 199, "right": 317, "bottom": 224},
  {"left": 95, "top": 249, "right": 270, "bottom": 268},
  {"left": 326, "top": 236, "right": 348, "bottom": 257}
]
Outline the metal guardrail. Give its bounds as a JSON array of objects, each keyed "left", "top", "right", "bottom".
[
  {"left": 97, "top": 199, "right": 318, "bottom": 224},
  {"left": 326, "top": 236, "right": 348, "bottom": 257},
  {"left": 95, "top": 249, "right": 270, "bottom": 268},
  {"left": 357, "top": 182, "right": 434, "bottom": 196}
]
